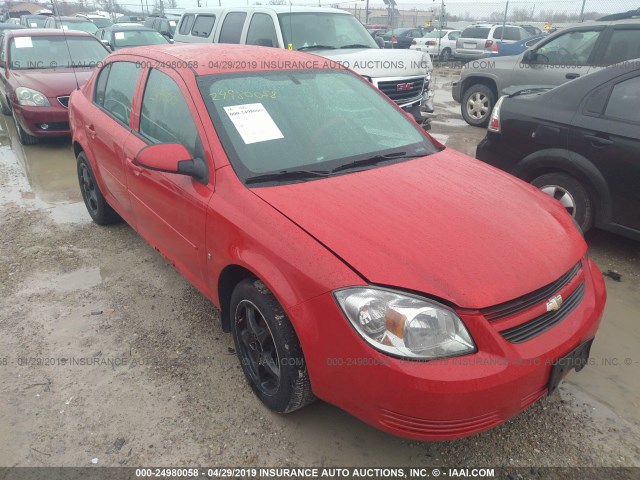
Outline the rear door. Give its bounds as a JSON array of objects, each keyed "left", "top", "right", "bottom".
[
  {"left": 569, "top": 74, "right": 640, "bottom": 230},
  {"left": 510, "top": 26, "right": 605, "bottom": 87}
]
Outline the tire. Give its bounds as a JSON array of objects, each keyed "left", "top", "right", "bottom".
[
  {"left": 531, "top": 172, "right": 594, "bottom": 233},
  {"left": 440, "top": 48, "right": 452, "bottom": 62},
  {"left": 77, "top": 152, "right": 121, "bottom": 225},
  {"left": 12, "top": 110, "right": 38, "bottom": 145},
  {"left": 231, "top": 278, "right": 315, "bottom": 413},
  {"left": 1, "top": 95, "right": 11, "bottom": 116},
  {"left": 461, "top": 83, "right": 495, "bottom": 127}
]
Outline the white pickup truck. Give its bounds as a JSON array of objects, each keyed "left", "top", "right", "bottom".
[{"left": 173, "top": 6, "right": 434, "bottom": 123}]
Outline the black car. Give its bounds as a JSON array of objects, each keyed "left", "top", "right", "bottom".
[
  {"left": 476, "top": 60, "right": 640, "bottom": 240},
  {"left": 379, "top": 28, "right": 423, "bottom": 49},
  {"left": 97, "top": 24, "right": 169, "bottom": 51},
  {"left": 143, "top": 15, "right": 179, "bottom": 40}
]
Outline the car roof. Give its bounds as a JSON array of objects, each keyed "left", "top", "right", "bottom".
[
  {"left": 56, "top": 16, "right": 93, "bottom": 22},
  {"left": 6, "top": 28, "right": 96, "bottom": 38},
  {"left": 21, "top": 14, "right": 48, "bottom": 18},
  {"left": 181, "top": 6, "right": 348, "bottom": 14},
  {"left": 113, "top": 44, "right": 346, "bottom": 76},
  {"left": 104, "top": 24, "right": 155, "bottom": 31}
]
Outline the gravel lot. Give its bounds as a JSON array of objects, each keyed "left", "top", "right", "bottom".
[{"left": 1, "top": 68, "right": 639, "bottom": 471}]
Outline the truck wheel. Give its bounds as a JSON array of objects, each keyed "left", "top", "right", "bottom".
[
  {"left": 531, "top": 172, "right": 594, "bottom": 233},
  {"left": 77, "top": 152, "right": 121, "bottom": 225},
  {"left": 461, "top": 84, "right": 495, "bottom": 127},
  {"left": 231, "top": 278, "right": 315, "bottom": 413}
]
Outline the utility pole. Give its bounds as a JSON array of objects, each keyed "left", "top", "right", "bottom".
[
  {"left": 579, "top": 0, "right": 586, "bottom": 22},
  {"left": 365, "top": 0, "right": 369, "bottom": 24},
  {"left": 500, "top": 0, "right": 509, "bottom": 42}
]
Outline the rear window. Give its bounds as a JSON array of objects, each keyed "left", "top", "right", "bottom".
[
  {"left": 218, "top": 12, "right": 247, "bottom": 44},
  {"left": 191, "top": 14, "right": 215, "bottom": 38},
  {"left": 179, "top": 14, "right": 195, "bottom": 35},
  {"left": 460, "top": 27, "right": 490, "bottom": 39}
]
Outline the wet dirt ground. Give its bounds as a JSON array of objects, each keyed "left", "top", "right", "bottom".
[{"left": 1, "top": 69, "right": 639, "bottom": 469}]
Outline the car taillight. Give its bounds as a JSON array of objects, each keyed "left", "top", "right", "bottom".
[
  {"left": 426, "top": 40, "right": 436, "bottom": 46},
  {"left": 485, "top": 39, "right": 493, "bottom": 48},
  {"left": 488, "top": 95, "right": 505, "bottom": 133},
  {"left": 492, "top": 42, "right": 499, "bottom": 53},
  {"left": 391, "top": 36, "right": 397, "bottom": 44}
]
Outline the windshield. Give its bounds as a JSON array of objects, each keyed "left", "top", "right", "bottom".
[
  {"left": 113, "top": 30, "right": 168, "bottom": 48},
  {"left": 92, "top": 18, "right": 113, "bottom": 28},
  {"left": 62, "top": 21, "right": 99, "bottom": 34},
  {"left": 10, "top": 36, "right": 108, "bottom": 69},
  {"left": 197, "top": 70, "right": 436, "bottom": 185},
  {"left": 278, "top": 13, "right": 377, "bottom": 50},
  {"left": 25, "top": 17, "right": 47, "bottom": 27}
]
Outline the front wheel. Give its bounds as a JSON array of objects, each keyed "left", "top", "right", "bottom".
[
  {"left": 461, "top": 84, "right": 495, "bottom": 127},
  {"left": 13, "top": 110, "right": 38, "bottom": 145},
  {"left": 231, "top": 278, "right": 315, "bottom": 413},
  {"left": 1, "top": 95, "right": 12, "bottom": 116},
  {"left": 440, "top": 48, "right": 452, "bottom": 62},
  {"left": 531, "top": 172, "right": 594, "bottom": 233}
]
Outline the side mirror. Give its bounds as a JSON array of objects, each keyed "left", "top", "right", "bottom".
[
  {"left": 522, "top": 50, "right": 536, "bottom": 63},
  {"left": 168, "top": 38, "right": 175, "bottom": 44},
  {"left": 375, "top": 37, "right": 384, "bottom": 48},
  {"left": 135, "top": 143, "right": 208, "bottom": 184},
  {"left": 101, "top": 39, "right": 110, "bottom": 47}
]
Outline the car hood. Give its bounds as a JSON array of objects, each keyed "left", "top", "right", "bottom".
[
  {"left": 252, "top": 148, "right": 586, "bottom": 309},
  {"left": 314, "top": 48, "right": 430, "bottom": 77},
  {"left": 10, "top": 68, "right": 94, "bottom": 97}
]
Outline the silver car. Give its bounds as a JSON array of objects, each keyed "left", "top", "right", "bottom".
[{"left": 455, "top": 24, "right": 530, "bottom": 60}]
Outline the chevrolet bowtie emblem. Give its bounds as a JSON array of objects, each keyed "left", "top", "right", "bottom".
[{"left": 546, "top": 294, "right": 563, "bottom": 312}]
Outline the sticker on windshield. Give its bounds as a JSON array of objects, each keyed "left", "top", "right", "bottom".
[
  {"left": 115, "top": 32, "right": 125, "bottom": 40},
  {"left": 30, "top": 22, "right": 37, "bottom": 27},
  {"left": 61, "top": 25, "right": 69, "bottom": 31},
  {"left": 14, "top": 37, "right": 33, "bottom": 48},
  {"left": 223, "top": 103, "right": 284, "bottom": 145},
  {"left": 169, "top": 21, "right": 176, "bottom": 26}
]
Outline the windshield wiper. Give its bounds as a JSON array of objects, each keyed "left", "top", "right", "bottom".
[
  {"left": 245, "top": 169, "right": 330, "bottom": 185},
  {"left": 508, "top": 87, "right": 553, "bottom": 98},
  {"left": 340, "top": 44, "right": 372, "bottom": 49},
  {"left": 330, "top": 152, "right": 417, "bottom": 174},
  {"left": 298, "top": 45, "right": 336, "bottom": 51}
]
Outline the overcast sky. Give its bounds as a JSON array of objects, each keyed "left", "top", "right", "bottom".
[{"left": 148, "top": 0, "right": 636, "bottom": 14}]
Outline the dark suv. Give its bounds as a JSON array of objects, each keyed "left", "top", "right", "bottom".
[
  {"left": 476, "top": 60, "right": 640, "bottom": 240},
  {"left": 144, "top": 15, "right": 179, "bottom": 40}
]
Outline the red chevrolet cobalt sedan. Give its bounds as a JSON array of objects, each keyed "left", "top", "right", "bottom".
[{"left": 69, "top": 44, "right": 606, "bottom": 441}]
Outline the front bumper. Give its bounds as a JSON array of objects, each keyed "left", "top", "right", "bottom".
[
  {"left": 454, "top": 49, "right": 491, "bottom": 60},
  {"left": 290, "top": 257, "right": 605, "bottom": 441},
  {"left": 12, "top": 101, "right": 70, "bottom": 137}
]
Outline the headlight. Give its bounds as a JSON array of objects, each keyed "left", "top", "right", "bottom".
[
  {"left": 334, "top": 287, "right": 476, "bottom": 360},
  {"left": 16, "top": 87, "right": 50, "bottom": 107}
]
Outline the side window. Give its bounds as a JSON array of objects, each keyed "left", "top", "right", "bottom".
[
  {"left": 604, "top": 76, "right": 640, "bottom": 124},
  {"left": 179, "top": 14, "right": 196, "bottom": 35},
  {"left": 602, "top": 28, "right": 640, "bottom": 64},
  {"left": 505, "top": 27, "right": 521, "bottom": 41},
  {"left": 93, "top": 63, "right": 111, "bottom": 107},
  {"left": 191, "top": 14, "right": 215, "bottom": 38},
  {"left": 101, "top": 62, "right": 139, "bottom": 125},
  {"left": 139, "top": 69, "right": 199, "bottom": 155},
  {"left": 448, "top": 31, "right": 460, "bottom": 40},
  {"left": 493, "top": 27, "right": 502, "bottom": 39},
  {"left": 218, "top": 12, "right": 247, "bottom": 44},
  {"left": 535, "top": 30, "right": 601, "bottom": 65},
  {"left": 246, "top": 13, "right": 277, "bottom": 47}
]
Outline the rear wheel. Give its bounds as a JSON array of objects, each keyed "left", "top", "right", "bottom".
[
  {"left": 461, "top": 84, "right": 495, "bottom": 127},
  {"left": 231, "top": 278, "right": 315, "bottom": 413},
  {"left": 440, "top": 48, "right": 452, "bottom": 61},
  {"left": 12, "top": 110, "right": 38, "bottom": 145},
  {"left": 77, "top": 152, "right": 121, "bottom": 225},
  {"left": 531, "top": 172, "right": 594, "bottom": 233},
  {"left": 1, "top": 95, "right": 11, "bottom": 116}
]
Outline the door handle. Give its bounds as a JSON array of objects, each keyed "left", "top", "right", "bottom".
[
  {"left": 584, "top": 134, "right": 613, "bottom": 147},
  {"left": 126, "top": 157, "right": 144, "bottom": 176},
  {"left": 566, "top": 73, "right": 580, "bottom": 80},
  {"left": 85, "top": 124, "right": 96, "bottom": 139}
]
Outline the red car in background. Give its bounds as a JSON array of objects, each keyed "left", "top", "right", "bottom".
[
  {"left": 0, "top": 29, "right": 108, "bottom": 144},
  {"left": 69, "top": 44, "right": 606, "bottom": 440}
]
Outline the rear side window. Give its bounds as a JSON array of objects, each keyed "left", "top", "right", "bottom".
[
  {"left": 191, "top": 14, "right": 215, "bottom": 38},
  {"left": 179, "top": 14, "right": 195, "bottom": 35},
  {"left": 460, "top": 27, "right": 490, "bottom": 39},
  {"left": 604, "top": 76, "right": 640, "bottom": 124},
  {"left": 493, "top": 27, "right": 520, "bottom": 40},
  {"left": 93, "top": 63, "right": 111, "bottom": 107},
  {"left": 140, "top": 69, "right": 199, "bottom": 155},
  {"left": 246, "top": 13, "right": 278, "bottom": 47},
  {"left": 101, "top": 62, "right": 139, "bottom": 125},
  {"left": 218, "top": 12, "right": 247, "bottom": 44},
  {"left": 602, "top": 28, "right": 640, "bottom": 64}
]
